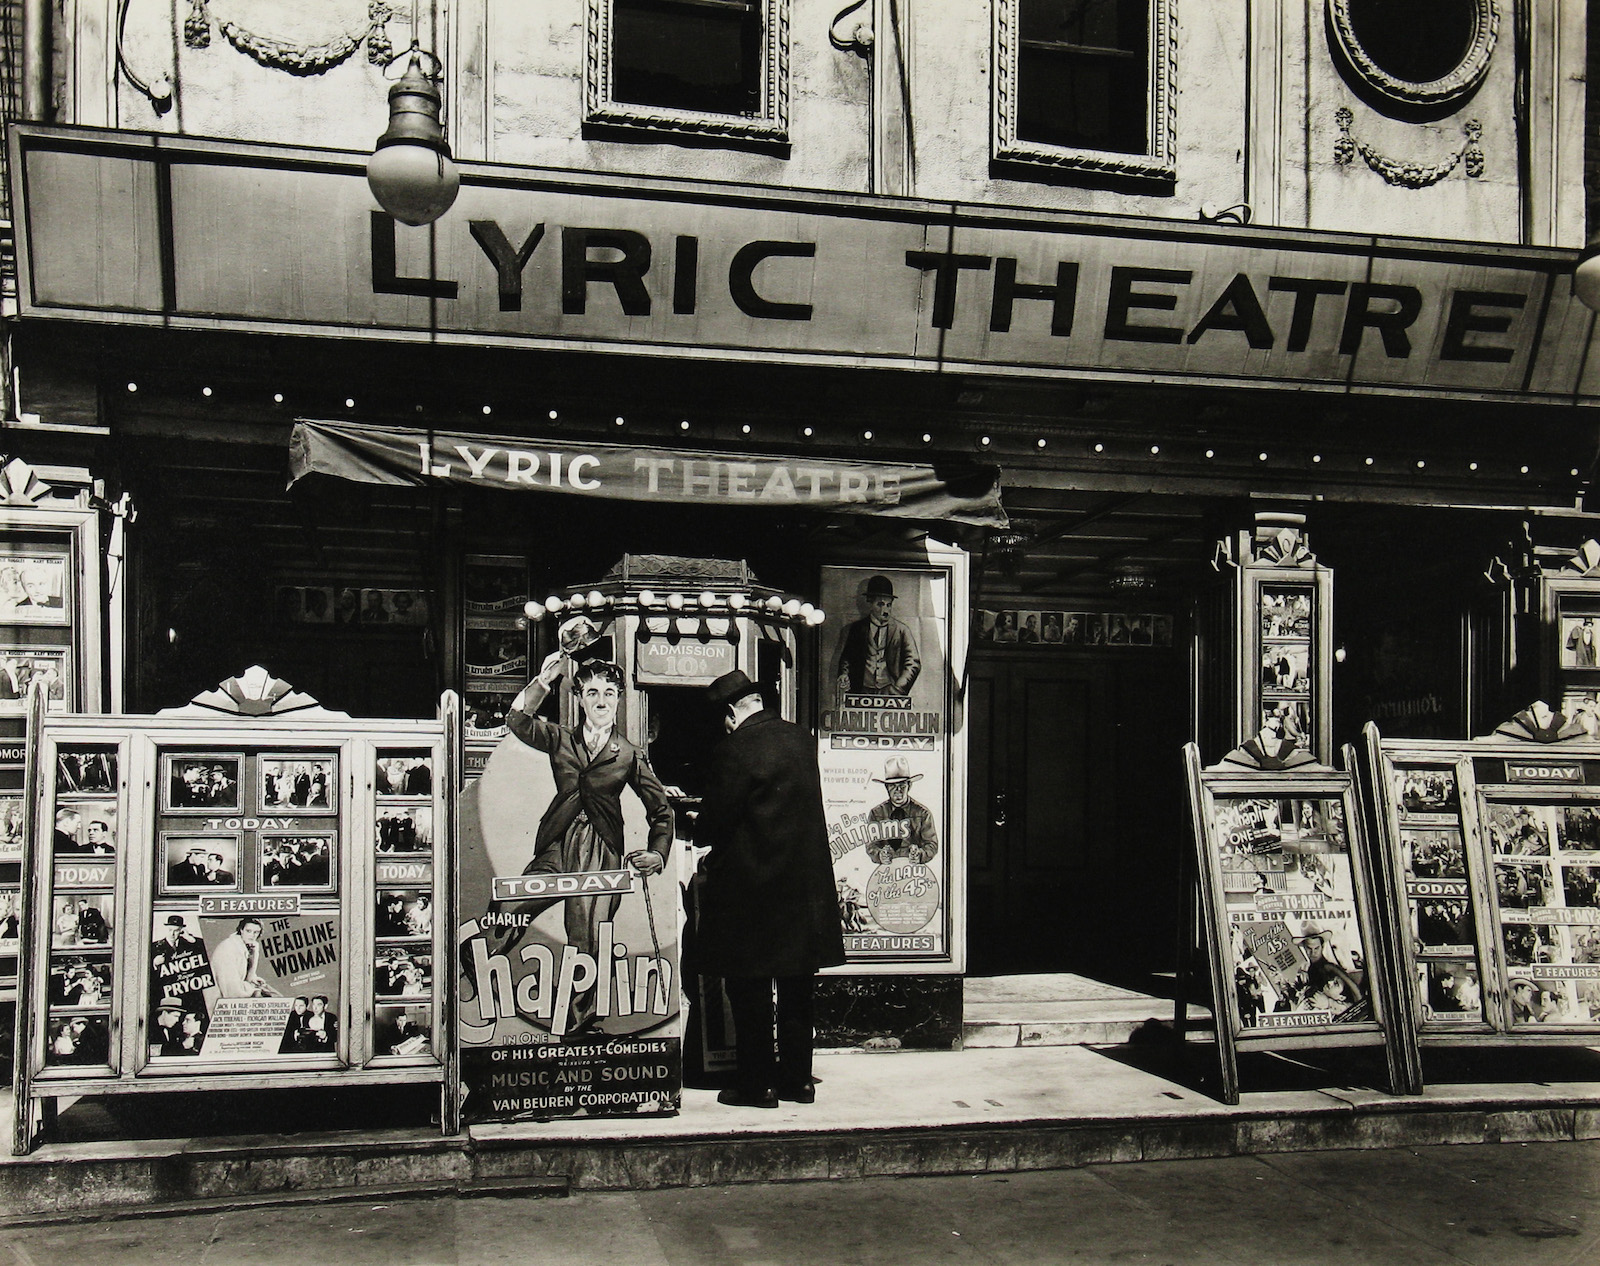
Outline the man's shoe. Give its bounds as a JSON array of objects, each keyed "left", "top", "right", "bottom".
[
  {"left": 776, "top": 1081, "right": 816, "bottom": 1103},
  {"left": 717, "top": 1087, "right": 778, "bottom": 1109}
]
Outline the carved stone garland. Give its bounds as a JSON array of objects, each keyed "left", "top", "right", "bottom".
[
  {"left": 184, "top": 0, "right": 395, "bottom": 74},
  {"left": 1333, "top": 107, "right": 1483, "bottom": 189}
]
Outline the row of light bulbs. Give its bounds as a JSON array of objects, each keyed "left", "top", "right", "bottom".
[
  {"left": 524, "top": 589, "right": 827, "bottom": 626},
  {"left": 123, "top": 381, "right": 1580, "bottom": 478}
]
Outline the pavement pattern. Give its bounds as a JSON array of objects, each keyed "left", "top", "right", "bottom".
[{"left": 1, "top": 1139, "right": 1595, "bottom": 1265}]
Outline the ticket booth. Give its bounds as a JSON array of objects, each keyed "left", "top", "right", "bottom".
[{"left": 455, "top": 554, "right": 814, "bottom": 1120}]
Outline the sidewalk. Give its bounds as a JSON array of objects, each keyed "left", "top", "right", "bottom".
[{"left": 4, "top": 1035, "right": 1600, "bottom": 1224}]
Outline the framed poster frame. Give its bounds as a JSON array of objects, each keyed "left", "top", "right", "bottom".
[
  {"left": 11, "top": 675, "right": 460, "bottom": 1153},
  {"left": 1541, "top": 573, "right": 1600, "bottom": 719},
  {"left": 815, "top": 541, "right": 968, "bottom": 974},
  {"left": 0, "top": 491, "right": 109, "bottom": 1004},
  {"left": 1182, "top": 742, "right": 1403, "bottom": 1104},
  {"left": 1236, "top": 562, "right": 1333, "bottom": 765},
  {"left": 1365, "top": 720, "right": 1600, "bottom": 1073}
]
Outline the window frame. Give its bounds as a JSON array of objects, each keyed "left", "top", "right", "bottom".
[
  {"left": 585, "top": 0, "right": 791, "bottom": 144},
  {"left": 992, "top": 0, "right": 1176, "bottom": 181}
]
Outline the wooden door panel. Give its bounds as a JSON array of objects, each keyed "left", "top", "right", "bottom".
[
  {"left": 965, "top": 651, "right": 1188, "bottom": 981},
  {"left": 1020, "top": 675, "right": 1090, "bottom": 871}
]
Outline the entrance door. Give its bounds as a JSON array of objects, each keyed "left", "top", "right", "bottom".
[
  {"left": 966, "top": 661, "right": 1110, "bottom": 974},
  {"left": 965, "top": 653, "right": 1188, "bottom": 980}
]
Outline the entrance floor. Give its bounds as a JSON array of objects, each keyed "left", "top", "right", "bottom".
[
  {"left": 4, "top": 1041, "right": 1600, "bottom": 1222},
  {"left": 962, "top": 974, "right": 1196, "bottom": 1047}
]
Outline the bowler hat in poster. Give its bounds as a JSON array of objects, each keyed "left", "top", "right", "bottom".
[
  {"left": 865, "top": 575, "right": 897, "bottom": 599},
  {"left": 872, "top": 756, "right": 923, "bottom": 785},
  {"left": 164, "top": 914, "right": 187, "bottom": 928},
  {"left": 557, "top": 614, "right": 601, "bottom": 656},
  {"left": 707, "top": 670, "right": 762, "bottom": 710}
]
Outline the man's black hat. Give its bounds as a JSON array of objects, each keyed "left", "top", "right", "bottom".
[
  {"left": 707, "top": 670, "right": 762, "bottom": 710},
  {"left": 865, "top": 575, "right": 896, "bottom": 599}
]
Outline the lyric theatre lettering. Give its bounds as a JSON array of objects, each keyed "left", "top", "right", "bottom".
[{"left": 375, "top": 213, "right": 1527, "bottom": 365}]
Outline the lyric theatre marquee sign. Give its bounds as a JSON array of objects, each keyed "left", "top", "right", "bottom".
[{"left": 10, "top": 126, "right": 1600, "bottom": 403}]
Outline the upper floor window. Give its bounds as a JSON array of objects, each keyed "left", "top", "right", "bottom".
[
  {"left": 994, "top": 0, "right": 1175, "bottom": 181},
  {"left": 587, "top": 0, "right": 790, "bottom": 144}
]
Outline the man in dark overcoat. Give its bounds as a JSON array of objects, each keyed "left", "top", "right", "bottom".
[{"left": 695, "top": 670, "right": 845, "bottom": 1108}]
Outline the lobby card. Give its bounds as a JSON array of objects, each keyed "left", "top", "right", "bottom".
[
  {"left": 1483, "top": 803, "right": 1554, "bottom": 857},
  {"left": 1418, "top": 959, "right": 1485, "bottom": 1023},
  {"left": 1218, "top": 795, "right": 1372, "bottom": 1032}
]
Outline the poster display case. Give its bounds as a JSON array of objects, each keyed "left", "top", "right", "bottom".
[
  {"left": 462, "top": 554, "right": 532, "bottom": 753},
  {"left": 1365, "top": 711, "right": 1600, "bottom": 1066},
  {"left": 1232, "top": 522, "right": 1333, "bottom": 764},
  {"left": 815, "top": 543, "right": 968, "bottom": 972},
  {"left": 1540, "top": 551, "right": 1600, "bottom": 720},
  {"left": 10, "top": 669, "right": 458, "bottom": 1153},
  {"left": 0, "top": 459, "right": 112, "bottom": 1005},
  {"left": 1182, "top": 740, "right": 1403, "bottom": 1104}
]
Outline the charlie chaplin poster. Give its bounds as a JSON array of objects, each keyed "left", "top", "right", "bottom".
[
  {"left": 817, "top": 566, "right": 950, "bottom": 961},
  {"left": 456, "top": 656, "right": 683, "bottom": 1122}
]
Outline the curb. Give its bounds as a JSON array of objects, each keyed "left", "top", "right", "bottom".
[
  {"left": 2, "top": 1093, "right": 1598, "bottom": 1221},
  {"left": 0, "top": 1174, "right": 570, "bottom": 1229}
]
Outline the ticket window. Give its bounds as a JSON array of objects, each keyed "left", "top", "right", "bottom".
[
  {"left": 642, "top": 686, "right": 723, "bottom": 799},
  {"left": 635, "top": 623, "right": 796, "bottom": 797}
]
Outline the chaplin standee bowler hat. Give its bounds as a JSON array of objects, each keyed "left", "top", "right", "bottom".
[
  {"left": 707, "top": 670, "right": 762, "bottom": 710},
  {"left": 865, "top": 575, "right": 896, "bottom": 598}
]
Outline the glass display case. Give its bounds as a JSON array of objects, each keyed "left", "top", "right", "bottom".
[{"left": 11, "top": 669, "right": 458, "bottom": 1153}]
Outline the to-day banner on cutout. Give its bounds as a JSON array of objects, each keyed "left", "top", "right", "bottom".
[
  {"left": 817, "top": 565, "right": 951, "bottom": 963},
  {"left": 289, "top": 420, "right": 1007, "bottom": 528},
  {"left": 457, "top": 730, "right": 682, "bottom": 1123}
]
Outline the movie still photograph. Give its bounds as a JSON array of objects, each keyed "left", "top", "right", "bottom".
[
  {"left": 374, "top": 1005, "right": 431, "bottom": 1057},
  {"left": 45, "top": 1014, "right": 109, "bottom": 1065},
  {"left": 260, "top": 756, "right": 336, "bottom": 811},
  {"left": 376, "top": 752, "right": 433, "bottom": 796},
  {"left": 1401, "top": 827, "right": 1467, "bottom": 879},
  {"left": 55, "top": 746, "right": 117, "bottom": 794},
  {"left": 375, "top": 944, "right": 433, "bottom": 998},
  {"left": 162, "top": 834, "right": 241, "bottom": 892},
  {"left": 163, "top": 755, "right": 241, "bottom": 812},
  {"left": 260, "top": 833, "right": 334, "bottom": 890},
  {"left": 376, "top": 889, "right": 433, "bottom": 939},
  {"left": 1483, "top": 803, "right": 1552, "bottom": 857},
  {"left": 1420, "top": 960, "right": 1482, "bottom": 1021},
  {"left": 1396, "top": 767, "right": 1460, "bottom": 815},
  {"left": 51, "top": 893, "right": 112, "bottom": 948},
  {"left": 376, "top": 806, "right": 433, "bottom": 853},
  {"left": 52, "top": 802, "right": 116, "bottom": 856},
  {"left": 47, "top": 953, "right": 112, "bottom": 1007}
]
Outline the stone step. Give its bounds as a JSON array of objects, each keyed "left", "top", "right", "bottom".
[
  {"left": 964, "top": 973, "right": 1156, "bottom": 1005},
  {"left": 963, "top": 1001, "right": 1213, "bottom": 1048}
]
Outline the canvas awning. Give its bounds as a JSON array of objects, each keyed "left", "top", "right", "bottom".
[{"left": 288, "top": 420, "right": 1007, "bottom": 527}]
